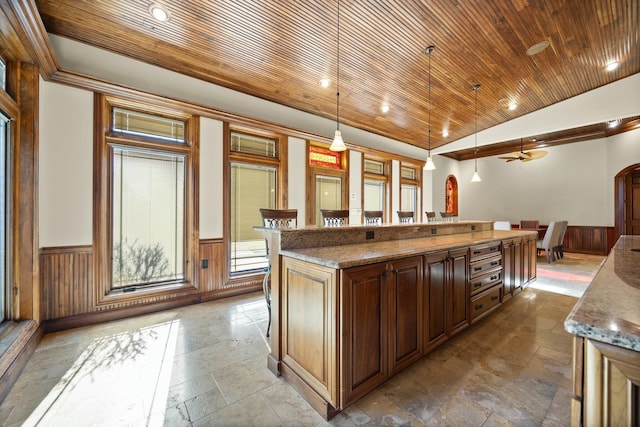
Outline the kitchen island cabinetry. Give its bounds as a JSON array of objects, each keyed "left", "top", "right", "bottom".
[
  {"left": 264, "top": 222, "right": 537, "bottom": 419},
  {"left": 341, "top": 255, "right": 423, "bottom": 406},
  {"left": 424, "top": 248, "right": 469, "bottom": 352},
  {"left": 565, "top": 235, "right": 640, "bottom": 427}
]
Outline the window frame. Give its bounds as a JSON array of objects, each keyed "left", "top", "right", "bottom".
[
  {"left": 224, "top": 124, "right": 287, "bottom": 285},
  {"left": 399, "top": 162, "right": 422, "bottom": 222},
  {"left": 306, "top": 141, "right": 348, "bottom": 226},
  {"left": 362, "top": 155, "right": 390, "bottom": 223},
  {"left": 94, "top": 94, "right": 199, "bottom": 306}
]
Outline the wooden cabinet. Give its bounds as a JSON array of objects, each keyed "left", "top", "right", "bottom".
[
  {"left": 424, "top": 248, "right": 469, "bottom": 352},
  {"left": 572, "top": 337, "right": 640, "bottom": 427},
  {"left": 501, "top": 238, "right": 522, "bottom": 301},
  {"left": 388, "top": 256, "right": 424, "bottom": 375},
  {"left": 341, "top": 255, "right": 423, "bottom": 405},
  {"left": 277, "top": 233, "right": 534, "bottom": 419},
  {"left": 341, "top": 262, "right": 389, "bottom": 406},
  {"left": 469, "top": 243, "right": 502, "bottom": 323},
  {"left": 523, "top": 235, "right": 537, "bottom": 284},
  {"left": 281, "top": 257, "right": 339, "bottom": 410}
]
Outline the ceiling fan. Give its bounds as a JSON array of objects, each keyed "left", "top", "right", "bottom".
[{"left": 498, "top": 138, "right": 548, "bottom": 162}]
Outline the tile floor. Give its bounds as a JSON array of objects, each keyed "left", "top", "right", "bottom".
[{"left": 0, "top": 253, "right": 605, "bottom": 427}]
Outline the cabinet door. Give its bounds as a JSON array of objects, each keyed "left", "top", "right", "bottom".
[
  {"left": 341, "top": 262, "right": 388, "bottom": 406},
  {"left": 448, "top": 248, "right": 470, "bottom": 336},
  {"left": 388, "top": 256, "right": 423, "bottom": 375},
  {"left": 526, "top": 237, "right": 537, "bottom": 283},
  {"left": 424, "top": 251, "right": 448, "bottom": 352},
  {"left": 513, "top": 238, "right": 523, "bottom": 292},
  {"left": 502, "top": 240, "right": 514, "bottom": 300}
]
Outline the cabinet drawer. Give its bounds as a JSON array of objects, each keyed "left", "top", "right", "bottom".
[
  {"left": 470, "top": 255, "right": 502, "bottom": 278},
  {"left": 470, "top": 243, "right": 502, "bottom": 261},
  {"left": 470, "top": 270, "right": 502, "bottom": 296},
  {"left": 470, "top": 285, "right": 501, "bottom": 322}
]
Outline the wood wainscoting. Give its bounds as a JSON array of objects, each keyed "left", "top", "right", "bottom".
[
  {"left": 40, "top": 239, "right": 260, "bottom": 330},
  {"left": 562, "top": 226, "right": 617, "bottom": 256}
]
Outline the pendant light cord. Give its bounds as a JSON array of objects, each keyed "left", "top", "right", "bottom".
[
  {"left": 336, "top": 0, "right": 340, "bottom": 131},
  {"left": 473, "top": 84, "right": 479, "bottom": 171},
  {"left": 427, "top": 48, "right": 431, "bottom": 153}
]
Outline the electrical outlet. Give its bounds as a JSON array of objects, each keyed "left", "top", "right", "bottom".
[
  {"left": 366, "top": 231, "right": 374, "bottom": 240},
  {"left": 431, "top": 228, "right": 437, "bottom": 235}
]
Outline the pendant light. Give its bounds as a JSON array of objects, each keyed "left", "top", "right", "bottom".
[
  {"left": 471, "top": 84, "right": 482, "bottom": 182},
  {"left": 329, "top": 0, "right": 346, "bottom": 152},
  {"left": 423, "top": 45, "right": 436, "bottom": 171}
]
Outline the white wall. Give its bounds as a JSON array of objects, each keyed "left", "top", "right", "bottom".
[
  {"left": 454, "top": 130, "right": 640, "bottom": 226},
  {"left": 287, "top": 136, "right": 307, "bottom": 226},
  {"left": 349, "top": 150, "right": 362, "bottom": 224},
  {"left": 199, "top": 117, "right": 224, "bottom": 238},
  {"left": 39, "top": 79, "right": 93, "bottom": 247}
]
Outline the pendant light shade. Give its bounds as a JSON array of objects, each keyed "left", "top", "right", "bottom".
[
  {"left": 471, "top": 84, "right": 481, "bottom": 182},
  {"left": 329, "top": 0, "right": 347, "bottom": 152},
  {"left": 423, "top": 45, "right": 436, "bottom": 171}
]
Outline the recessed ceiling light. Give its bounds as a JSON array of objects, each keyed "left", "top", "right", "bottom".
[
  {"left": 380, "top": 103, "right": 389, "bottom": 113},
  {"left": 508, "top": 102, "right": 517, "bottom": 111},
  {"left": 442, "top": 129, "right": 449, "bottom": 137},
  {"left": 526, "top": 40, "right": 550, "bottom": 56},
  {"left": 608, "top": 119, "right": 620, "bottom": 128},
  {"left": 149, "top": 4, "right": 170, "bottom": 22},
  {"left": 319, "top": 78, "right": 330, "bottom": 88},
  {"left": 605, "top": 61, "right": 619, "bottom": 72}
]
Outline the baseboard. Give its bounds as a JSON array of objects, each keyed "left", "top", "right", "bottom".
[{"left": 0, "top": 321, "right": 43, "bottom": 404}]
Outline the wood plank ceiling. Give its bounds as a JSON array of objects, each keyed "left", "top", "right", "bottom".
[{"left": 35, "top": 0, "right": 639, "bottom": 157}]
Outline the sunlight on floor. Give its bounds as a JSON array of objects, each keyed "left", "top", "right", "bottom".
[{"left": 22, "top": 320, "right": 181, "bottom": 427}]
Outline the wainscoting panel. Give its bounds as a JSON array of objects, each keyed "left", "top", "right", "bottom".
[
  {"left": 40, "top": 246, "right": 93, "bottom": 320},
  {"left": 562, "top": 226, "right": 615, "bottom": 256},
  {"left": 199, "top": 238, "right": 224, "bottom": 292}
]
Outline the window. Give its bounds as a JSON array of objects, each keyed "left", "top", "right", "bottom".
[
  {"left": 230, "top": 162, "right": 276, "bottom": 273},
  {"left": 0, "top": 57, "right": 5, "bottom": 91},
  {"left": 228, "top": 129, "right": 282, "bottom": 277},
  {"left": 306, "top": 142, "right": 348, "bottom": 226},
  {"left": 0, "top": 113, "right": 10, "bottom": 321},
  {"left": 400, "top": 164, "right": 421, "bottom": 220},
  {"left": 112, "top": 148, "right": 185, "bottom": 289},
  {"left": 95, "top": 96, "right": 197, "bottom": 303},
  {"left": 445, "top": 175, "right": 459, "bottom": 215},
  {"left": 363, "top": 158, "right": 389, "bottom": 219}
]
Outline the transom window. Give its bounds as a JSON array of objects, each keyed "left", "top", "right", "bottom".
[{"left": 112, "top": 108, "right": 185, "bottom": 142}]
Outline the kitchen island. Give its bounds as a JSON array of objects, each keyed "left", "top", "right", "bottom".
[
  {"left": 262, "top": 220, "right": 538, "bottom": 419},
  {"left": 564, "top": 235, "right": 640, "bottom": 427}
]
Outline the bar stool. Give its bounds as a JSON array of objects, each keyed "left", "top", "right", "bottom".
[
  {"left": 259, "top": 208, "right": 297, "bottom": 337},
  {"left": 320, "top": 209, "right": 349, "bottom": 227},
  {"left": 364, "top": 210, "right": 383, "bottom": 225},
  {"left": 397, "top": 211, "right": 414, "bottom": 223},
  {"left": 425, "top": 211, "right": 436, "bottom": 222}
]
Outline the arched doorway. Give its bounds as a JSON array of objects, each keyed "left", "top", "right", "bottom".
[
  {"left": 614, "top": 163, "right": 640, "bottom": 240},
  {"left": 445, "top": 175, "right": 458, "bottom": 215}
]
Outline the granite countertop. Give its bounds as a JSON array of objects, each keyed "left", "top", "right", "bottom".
[
  {"left": 564, "top": 235, "right": 640, "bottom": 352},
  {"left": 279, "top": 229, "right": 535, "bottom": 269}
]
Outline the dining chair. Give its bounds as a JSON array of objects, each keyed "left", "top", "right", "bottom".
[
  {"left": 259, "top": 208, "right": 297, "bottom": 337},
  {"left": 320, "top": 209, "right": 349, "bottom": 227},
  {"left": 493, "top": 221, "right": 511, "bottom": 230},
  {"left": 364, "top": 210, "right": 383, "bottom": 225},
  {"left": 520, "top": 220, "right": 540, "bottom": 229},
  {"left": 397, "top": 211, "right": 414, "bottom": 223},
  {"left": 440, "top": 212, "right": 456, "bottom": 222},
  {"left": 553, "top": 220, "right": 568, "bottom": 259},
  {"left": 536, "top": 221, "right": 559, "bottom": 263},
  {"left": 425, "top": 211, "right": 436, "bottom": 222}
]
